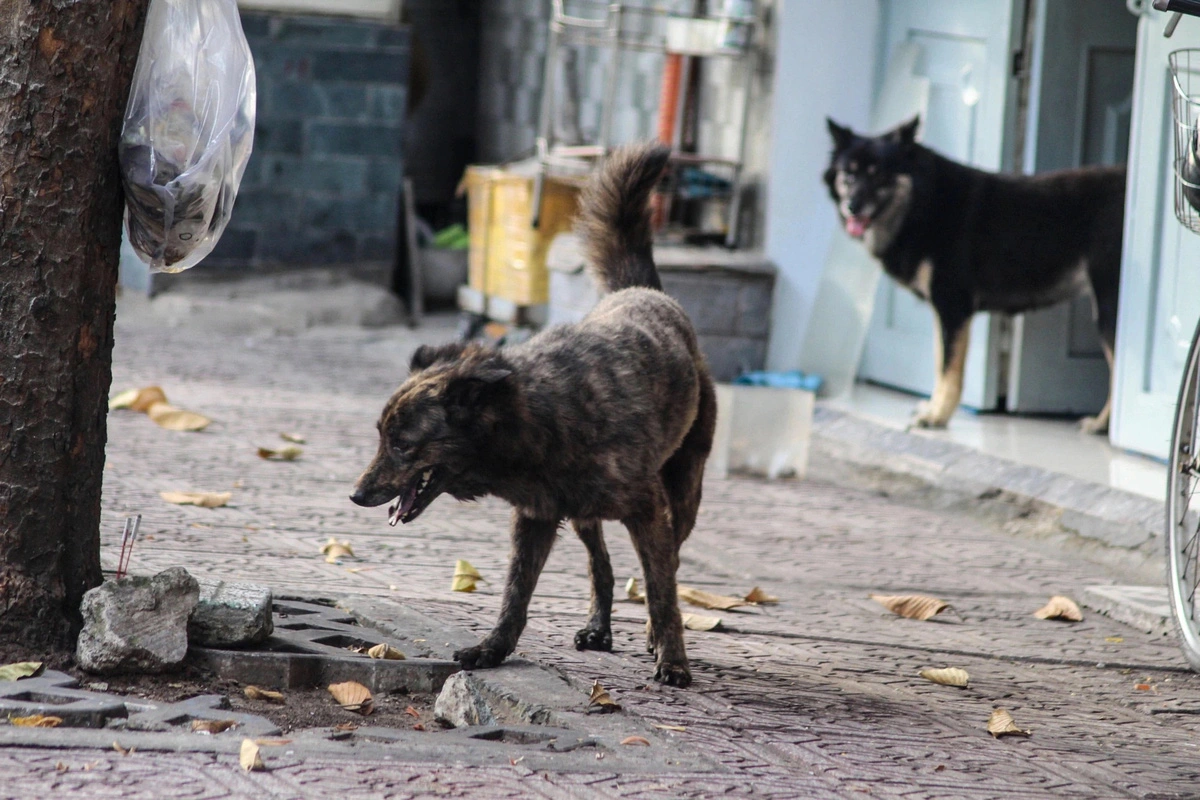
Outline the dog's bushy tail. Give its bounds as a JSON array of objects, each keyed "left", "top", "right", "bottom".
[{"left": 577, "top": 141, "right": 670, "bottom": 292}]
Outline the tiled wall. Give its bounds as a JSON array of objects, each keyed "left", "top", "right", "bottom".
[{"left": 205, "top": 12, "right": 410, "bottom": 269}]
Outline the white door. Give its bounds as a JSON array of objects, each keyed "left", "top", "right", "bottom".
[
  {"left": 858, "top": 0, "right": 1023, "bottom": 410},
  {"left": 1112, "top": 7, "right": 1200, "bottom": 459},
  {"left": 1007, "top": 0, "right": 1136, "bottom": 415}
]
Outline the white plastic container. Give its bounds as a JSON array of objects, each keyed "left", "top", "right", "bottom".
[{"left": 709, "top": 384, "right": 814, "bottom": 480}]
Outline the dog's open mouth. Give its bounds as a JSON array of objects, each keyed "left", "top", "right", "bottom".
[
  {"left": 845, "top": 215, "right": 871, "bottom": 238},
  {"left": 387, "top": 468, "right": 440, "bottom": 526}
]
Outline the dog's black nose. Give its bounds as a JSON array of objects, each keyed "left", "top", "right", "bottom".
[{"left": 349, "top": 488, "right": 368, "bottom": 506}]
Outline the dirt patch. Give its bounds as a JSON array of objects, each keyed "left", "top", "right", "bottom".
[{"left": 84, "top": 663, "right": 443, "bottom": 734}]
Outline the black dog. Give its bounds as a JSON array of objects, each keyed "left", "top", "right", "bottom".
[
  {"left": 351, "top": 143, "right": 716, "bottom": 687},
  {"left": 824, "top": 116, "right": 1126, "bottom": 432}
]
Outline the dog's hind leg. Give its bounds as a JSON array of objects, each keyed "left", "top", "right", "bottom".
[
  {"left": 1081, "top": 276, "right": 1118, "bottom": 435},
  {"left": 624, "top": 482, "right": 690, "bottom": 687},
  {"left": 661, "top": 375, "right": 717, "bottom": 545},
  {"left": 1080, "top": 342, "right": 1114, "bottom": 435},
  {"left": 454, "top": 512, "right": 558, "bottom": 670},
  {"left": 572, "top": 518, "right": 614, "bottom": 652},
  {"left": 913, "top": 306, "right": 972, "bottom": 429}
]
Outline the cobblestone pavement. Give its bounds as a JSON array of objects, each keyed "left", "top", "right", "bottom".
[{"left": 22, "top": 297, "right": 1200, "bottom": 798}]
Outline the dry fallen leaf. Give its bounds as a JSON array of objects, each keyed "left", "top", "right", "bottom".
[
  {"left": 1034, "top": 595, "right": 1083, "bottom": 622},
  {"left": 243, "top": 686, "right": 285, "bottom": 704},
  {"left": 919, "top": 667, "right": 970, "bottom": 688},
  {"left": 334, "top": 722, "right": 359, "bottom": 732},
  {"left": 110, "top": 386, "right": 167, "bottom": 412},
  {"left": 1106, "top": 636, "right": 1124, "bottom": 644},
  {"left": 588, "top": 681, "right": 622, "bottom": 713},
  {"left": 11, "top": 714, "right": 62, "bottom": 728},
  {"left": 625, "top": 576, "right": 645, "bottom": 603},
  {"left": 620, "top": 736, "right": 651, "bottom": 746},
  {"left": 146, "top": 402, "right": 211, "bottom": 432},
  {"left": 744, "top": 587, "right": 779, "bottom": 605},
  {"left": 404, "top": 706, "right": 420, "bottom": 719},
  {"left": 413, "top": 722, "right": 426, "bottom": 731},
  {"left": 677, "top": 585, "right": 747, "bottom": 611},
  {"left": 55, "top": 761, "right": 68, "bottom": 774},
  {"left": 0, "top": 661, "right": 44, "bottom": 681},
  {"left": 452, "top": 559, "right": 483, "bottom": 592},
  {"left": 870, "top": 593, "right": 950, "bottom": 621},
  {"left": 257, "top": 445, "right": 303, "bottom": 461},
  {"left": 160, "top": 491, "right": 231, "bottom": 509},
  {"left": 682, "top": 613, "right": 723, "bottom": 631},
  {"left": 254, "top": 738, "right": 294, "bottom": 747},
  {"left": 280, "top": 432, "right": 306, "bottom": 444},
  {"left": 653, "top": 724, "right": 687, "bottom": 732},
  {"left": 1135, "top": 683, "right": 1153, "bottom": 691},
  {"left": 239, "top": 738, "right": 265, "bottom": 771},
  {"left": 112, "top": 741, "right": 133, "bottom": 756},
  {"left": 321, "top": 537, "right": 354, "bottom": 563},
  {"left": 328, "top": 681, "right": 374, "bottom": 715},
  {"left": 987, "top": 708, "right": 1030, "bottom": 738},
  {"left": 190, "top": 719, "right": 237, "bottom": 735},
  {"left": 366, "top": 643, "right": 405, "bottom": 660}
]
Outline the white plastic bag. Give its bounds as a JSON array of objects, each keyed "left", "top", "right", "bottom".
[{"left": 119, "top": 0, "right": 256, "bottom": 273}]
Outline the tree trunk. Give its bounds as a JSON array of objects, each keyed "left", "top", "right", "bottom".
[{"left": 0, "top": 0, "right": 149, "bottom": 651}]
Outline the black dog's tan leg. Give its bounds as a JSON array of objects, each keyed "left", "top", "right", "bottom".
[
  {"left": 624, "top": 486, "right": 690, "bottom": 687},
  {"left": 454, "top": 512, "right": 557, "bottom": 670},
  {"left": 914, "top": 313, "right": 971, "bottom": 429},
  {"left": 572, "top": 518, "right": 613, "bottom": 651},
  {"left": 1080, "top": 342, "right": 1114, "bottom": 435}
]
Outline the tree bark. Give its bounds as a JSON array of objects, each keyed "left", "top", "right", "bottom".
[{"left": 0, "top": 0, "right": 149, "bottom": 650}]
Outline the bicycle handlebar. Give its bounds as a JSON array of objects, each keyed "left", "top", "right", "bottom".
[{"left": 1156, "top": 0, "right": 1200, "bottom": 17}]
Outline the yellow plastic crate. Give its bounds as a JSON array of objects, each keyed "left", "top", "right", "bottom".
[{"left": 462, "top": 165, "right": 581, "bottom": 307}]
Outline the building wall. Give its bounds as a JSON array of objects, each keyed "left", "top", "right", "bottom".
[{"left": 205, "top": 12, "right": 410, "bottom": 269}]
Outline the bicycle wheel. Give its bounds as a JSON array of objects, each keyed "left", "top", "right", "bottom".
[{"left": 1167, "top": 317, "right": 1200, "bottom": 670}]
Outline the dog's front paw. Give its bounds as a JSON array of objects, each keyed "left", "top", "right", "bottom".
[
  {"left": 453, "top": 642, "right": 509, "bottom": 670},
  {"left": 1079, "top": 414, "right": 1109, "bottom": 435},
  {"left": 653, "top": 660, "right": 692, "bottom": 688},
  {"left": 911, "top": 402, "right": 950, "bottom": 429},
  {"left": 574, "top": 625, "right": 612, "bottom": 651}
]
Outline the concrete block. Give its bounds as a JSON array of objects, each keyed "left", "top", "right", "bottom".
[
  {"left": 261, "top": 155, "right": 369, "bottom": 194},
  {"left": 76, "top": 568, "right": 200, "bottom": 674},
  {"left": 188, "top": 580, "right": 274, "bottom": 649},
  {"left": 254, "top": 119, "right": 304, "bottom": 155},
  {"left": 660, "top": 273, "right": 739, "bottom": 336},
  {"left": 736, "top": 279, "right": 774, "bottom": 337},
  {"left": 264, "top": 80, "right": 370, "bottom": 121},
  {"left": 312, "top": 50, "right": 408, "bottom": 84},
  {"left": 306, "top": 122, "right": 403, "bottom": 158}
]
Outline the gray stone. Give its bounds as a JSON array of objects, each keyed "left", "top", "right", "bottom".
[
  {"left": 188, "top": 580, "right": 274, "bottom": 648},
  {"left": 434, "top": 672, "right": 496, "bottom": 728},
  {"left": 76, "top": 567, "right": 200, "bottom": 674}
]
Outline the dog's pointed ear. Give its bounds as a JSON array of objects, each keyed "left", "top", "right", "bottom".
[
  {"left": 411, "top": 342, "right": 468, "bottom": 373},
  {"left": 443, "top": 361, "right": 513, "bottom": 416},
  {"left": 890, "top": 115, "right": 920, "bottom": 146},
  {"left": 827, "top": 117, "right": 855, "bottom": 151}
]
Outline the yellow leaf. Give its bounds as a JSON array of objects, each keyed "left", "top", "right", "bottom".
[
  {"left": 452, "top": 559, "right": 483, "bottom": 592},
  {"left": 328, "top": 681, "right": 374, "bottom": 715},
  {"left": 1034, "top": 595, "right": 1083, "bottom": 622},
  {"left": 682, "top": 613, "right": 723, "bottom": 631},
  {"left": 243, "top": 686, "right": 285, "bottom": 704},
  {"left": 677, "top": 585, "right": 747, "bottom": 611},
  {"left": 625, "top": 576, "right": 645, "bottom": 603},
  {"left": 870, "top": 593, "right": 950, "bottom": 621},
  {"left": 366, "top": 643, "right": 405, "bottom": 660},
  {"left": 10, "top": 714, "right": 62, "bottom": 728},
  {"left": 0, "top": 661, "right": 43, "bottom": 681},
  {"left": 112, "top": 741, "right": 133, "bottom": 755},
  {"left": 257, "top": 445, "right": 303, "bottom": 461},
  {"left": 744, "top": 587, "right": 779, "bottom": 605},
  {"left": 320, "top": 537, "right": 354, "bottom": 563},
  {"left": 190, "top": 719, "right": 237, "bottom": 734},
  {"left": 987, "top": 708, "right": 1030, "bottom": 738},
  {"left": 919, "top": 667, "right": 970, "bottom": 687},
  {"left": 1105, "top": 636, "right": 1124, "bottom": 644},
  {"left": 619, "top": 736, "right": 651, "bottom": 746},
  {"left": 279, "top": 432, "right": 306, "bottom": 444},
  {"left": 587, "top": 681, "right": 621, "bottom": 712},
  {"left": 160, "top": 491, "right": 231, "bottom": 509},
  {"left": 146, "top": 402, "right": 211, "bottom": 432},
  {"left": 110, "top": 386, "right": 167, "bottom": 412},
  {"left": 239, "top": 738, "right": 264, "bottom": 771},
  {"left": 653, "top": 724, "right": 687, "bottom": 732}
]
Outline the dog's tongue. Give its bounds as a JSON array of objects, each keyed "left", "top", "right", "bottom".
[
  {"left": 845, "top": 215, "right": 869, "bottom": 239},
  {"left": 388, "top": 485, "right": 420, "bottom": 526}
]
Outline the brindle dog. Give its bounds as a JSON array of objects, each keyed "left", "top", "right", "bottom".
[{"left": 350, "top": 143, "right": 717, "bottom": 687}]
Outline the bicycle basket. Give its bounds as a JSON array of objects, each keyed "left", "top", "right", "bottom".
[{"left": 1169, "top": 49, "right": 1200, "bottom": 233}]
